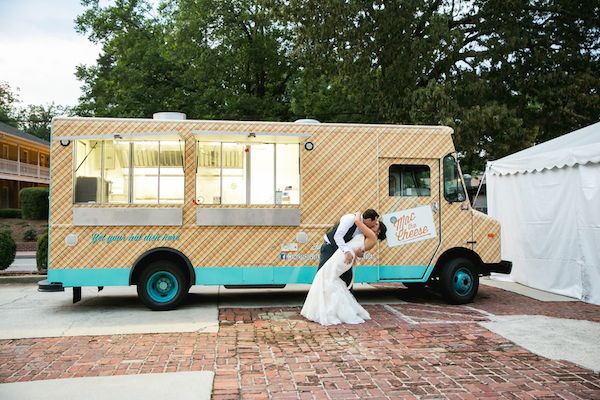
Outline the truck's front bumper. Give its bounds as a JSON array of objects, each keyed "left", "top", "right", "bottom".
[{"left": 482, "top": 260, "right": 512, "bottom": 275}]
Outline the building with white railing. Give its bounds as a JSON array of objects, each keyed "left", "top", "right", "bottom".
[{"left": 0, "top": 121, "right": 50, "bottom": 209}]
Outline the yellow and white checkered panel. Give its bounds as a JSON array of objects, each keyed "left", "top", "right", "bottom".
[
  {"left": 432, "top": 198, "right": 473, "bottom": 266},
  {"left": 378, "top": 126, "right": 454, "bottom": 159},
  {"left": 472, "top": 211, "right": 502, "bottom": 263},
  {"left": 49, "top": 118, "right": 499, "bottom": 272}
]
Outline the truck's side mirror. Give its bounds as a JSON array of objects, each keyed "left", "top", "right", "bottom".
[{"left": 443, "top": 154, "right": 466, "bottom": 203}]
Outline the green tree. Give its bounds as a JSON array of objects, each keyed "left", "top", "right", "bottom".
[
  {"left": 17, "top": 104, "right": 71, "bottom": 142},
  {"left": 75, "top": 0, "right": 172, "bottom": 117},
  {"left": 289, "top": 0, "right": 599, "bottom": 170},
  {"left": 287, "top": 0, "right": 473, "bottom": 123},
  {"left": 75, "top": 0, "right": 295, "bottom": 120},
  {"left": 73, "top": 0, "right": 599, "bottom": 173},
  {"left": 0, "top": 81, "right": 19, "bottom": 126},
  {"left": 164, "top": 0, "right": 296, "bottom": 120},
  {"left": 0, "top": 82, "right": 67, "bottom": 142},
  {"left": 462, "top": 1, "right": 597, "bottom": 133}
]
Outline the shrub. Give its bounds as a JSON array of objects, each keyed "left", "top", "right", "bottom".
[
  {"left": 0, "top": 230, "right": 16, "bottom": 270},
  {"left": 37, "top": 233, "right": 48, "bottom": 272},
  {"left": 0, "top": 209, "right": 22, "bottom": 218},
  {"left": 23, "top": 228, "right": 38, "bottom": 241},
  {"left": 20, "top": 187, "right": 49, "bottom": 220}
]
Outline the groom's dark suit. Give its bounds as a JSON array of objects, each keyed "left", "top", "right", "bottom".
[{"left": 318, "top": 214, "right": 359, "bottom": 288}]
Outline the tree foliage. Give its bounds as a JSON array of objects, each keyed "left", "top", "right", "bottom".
[
  {"left": 0, "top": 81, "right": 19, "bottom": 126},
  {"left": 0, "top": 82, "right": 68, "bottom": 142},
  {"left": 17, "top": 104, "right": 71, "bottom": 142},
  {"left": 73, "top": 0, "right": 600, "bottom": 172},
  {"left": 75, "top": 0, "right": 294, "bottom": 120}
]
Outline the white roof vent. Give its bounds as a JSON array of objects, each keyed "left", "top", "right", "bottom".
[
  {"left": 153, "top": 112, "right": 187, "bottom": 120},
  {"left": 294, "top": 118, "right": 320, "bottom": 124}
]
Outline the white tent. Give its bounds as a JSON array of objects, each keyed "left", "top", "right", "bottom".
[{"left": 486, "top": 121, "right": 600, "bottom": 305}]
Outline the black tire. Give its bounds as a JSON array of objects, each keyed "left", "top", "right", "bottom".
[
  {"left": 439, "top": 257, "right": 479, "bottom": 304},
  {"left": 137, "top": 260, "right": 189, "bottom": 311}
]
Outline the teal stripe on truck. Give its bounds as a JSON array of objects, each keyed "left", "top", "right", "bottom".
[
  {"left": 48, "top": 268, "right": 130, "bottom": 287},
  {"left": 46, "top": 265, "right": 434, "bottom": 287}
]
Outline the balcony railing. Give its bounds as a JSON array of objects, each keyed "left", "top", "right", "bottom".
[{"left": 0, "top": 158, "right": 50, "bottom": 180}]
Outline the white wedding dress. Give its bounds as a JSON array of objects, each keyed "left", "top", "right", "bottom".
[{"left": 301, "top": 234, "right": 371, "bottom": 325}]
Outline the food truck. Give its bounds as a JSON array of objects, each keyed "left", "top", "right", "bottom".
[{"left": 40, "top": 113, "right": 511, "bottom": 310}]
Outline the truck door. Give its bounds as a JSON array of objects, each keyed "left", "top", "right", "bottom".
[{"left": 377, "top": 158, "right": 442, "bottom": 280}]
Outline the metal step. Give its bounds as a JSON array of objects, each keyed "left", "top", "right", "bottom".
[{"left": 37, "top": 279, "right": 64, "bottom": 292}]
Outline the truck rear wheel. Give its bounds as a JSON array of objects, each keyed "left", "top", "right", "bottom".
[
  {"left": 137, "top": 260, "right": 189, "bottom": 311},
  {"left": 440, "top": 257, "right": 479, "bottom": 304}
]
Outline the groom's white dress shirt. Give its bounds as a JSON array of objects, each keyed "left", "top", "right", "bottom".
[{"left": 324, "top": 213, "right": 363, "bottom": 254}]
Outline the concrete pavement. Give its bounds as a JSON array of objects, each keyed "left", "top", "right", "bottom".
[
  {"left": 1, "top": 277, "right": 600, "bottom": 398},
  {"left": 0, "top": 371, "right": 214, "bottom": 400},
  {"left": 482, "top": 315, "right": 600, "bottom": 372},
  {"left": 1, "top": 256, "right": 44, "bottom": 284},
  {"left": 2, "top": 284, "right": 599, "bottom": 399},
  {"left": 4, "top": 257, "right": 37, "bottom": 272},
  {"left": 481, "top": 276, "right": 579, "bottom": 302},
  {"left": 0, "top": 283, "right": 409, "bottom": 340},
  {"left": 0, "top": 284, "right": 220, "bottom": 339}
]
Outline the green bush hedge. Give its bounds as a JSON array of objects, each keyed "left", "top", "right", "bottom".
[
  {"left": 0, "top": 230, "right": 16, "bottom": 270},
  {"left": 0, "top": 209, "right": 22, "bottom": 218},
  {"left": 23, "top": 228, "right": 38, "bottom": 241},
  {"left": 20, "top": 187, "right": 49, "bottom": 220},
  {"left": 36, "top": 233, "right": 48, "bottom": 272}
]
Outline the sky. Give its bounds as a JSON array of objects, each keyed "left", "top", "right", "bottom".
[{"left": 0, "top": 0, "right": 102, "bottom": 107}]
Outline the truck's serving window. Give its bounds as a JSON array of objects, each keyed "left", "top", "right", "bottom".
[
  {"left": 388, "top": 165, "right": 431, "bottom": 197},
  {"left": 443, "top": 154, "right": 466, "bottom": 202},
  {"left": 196, "top": 142, "right": 300, "bottom": 205},
  {"left": 74, "top": 140, "right": 184, "bottom": 204}
]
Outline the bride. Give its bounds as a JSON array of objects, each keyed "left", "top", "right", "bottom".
[{"left": 301, "top": 212, "right": 386, "bottom": 325}]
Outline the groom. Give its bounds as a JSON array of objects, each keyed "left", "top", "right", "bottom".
[{"left": 318, "top": 209, "right": 380, "bottom": 288}]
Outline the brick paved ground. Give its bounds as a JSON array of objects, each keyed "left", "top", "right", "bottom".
[{"left": 1, "top": 285, "right": 600, "bottom": 399}]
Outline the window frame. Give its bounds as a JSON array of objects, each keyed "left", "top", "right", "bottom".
[
  {"left": 195, "top": 140, "right": 301, "bottom": 206},
  {"left": 388, "top": 164, "right": 432, "bottom": 197},
  {"left": 73, "top": 139, "right": 185, "bottom": 205}
]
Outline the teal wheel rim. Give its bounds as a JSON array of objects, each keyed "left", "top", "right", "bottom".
[
  {"left": 453, "top": 267, "right": 473, "bottom": 296},
  {"left": 146, "top": 271, "right": 179, "bottom": 303}
]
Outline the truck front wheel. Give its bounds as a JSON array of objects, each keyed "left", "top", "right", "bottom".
[
  {"left": 440, "top": 257, "right": 479, "bottom": 304},
  {"left": 137, "top": 260, "right": 189, "bottom": 311}
]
